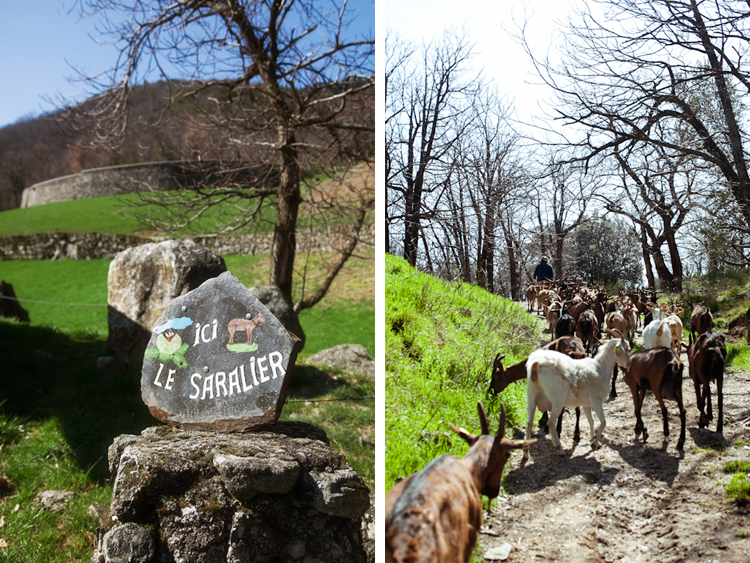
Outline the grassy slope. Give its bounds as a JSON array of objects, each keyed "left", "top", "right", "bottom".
[
  {"left": 0, "top": 165, "right": 372, "bottom": 238},
  {"left": 385, "top": 254, "right": 544, "bottom": 491}
]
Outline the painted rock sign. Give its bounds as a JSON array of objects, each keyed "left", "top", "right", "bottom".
[{"left": 141, "top": 271, "right": 299, "bottom": 431}]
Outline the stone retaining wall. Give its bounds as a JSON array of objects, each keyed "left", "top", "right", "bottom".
[
  {"left": 21, "top": 162, "right": 190, "bottom": 208},
  {"left": 20, "top": 161, "right": 278, "bottom": 208},
  {"left": 0, "top": 222, "right": 374, "bottom": 261}
]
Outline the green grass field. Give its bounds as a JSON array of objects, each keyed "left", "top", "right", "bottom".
[{"left": 0, "top": 165, "right": 372, "bottom": 238}]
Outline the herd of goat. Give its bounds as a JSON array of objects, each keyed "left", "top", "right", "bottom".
[{"left": 386, "top": 282, "right": 729, "bottom": 562}]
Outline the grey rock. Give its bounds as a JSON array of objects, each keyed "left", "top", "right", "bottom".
[
  {"left": 361, "top": 492, "right": 375, "bottom": 563},
  {"left": 484, "top": 543, "right": 513, "bottom": 561},
  {"left": 140, "top": 272, "right": 298, "bottom": 431},
  {"left": 35, "top": 490, "right": 73, "bottom": 512},
  {"left": 213, "top": 453, "right": 301, "bottom": 502},
  {"left": 299, "top": 467, "right": 371, "bottom": 519},
  {"left": 249, "top": 285, "right": 305, "bottom": 352},
  {"left": 102, "top": 523, "right": 155, "bottom": 563},
  {"left": 307, "top": 344, "right": 374, "bottom": 378},
  {"left": 107, "top": 239, "right": 226, "bottom": 369}
]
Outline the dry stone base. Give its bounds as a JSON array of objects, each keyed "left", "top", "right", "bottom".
[
  {"left": 0, "top": 223, "right": 374, "bottom": 261},
  {"left": 93, "top": 422, "right": 371, "bottom": 563}
]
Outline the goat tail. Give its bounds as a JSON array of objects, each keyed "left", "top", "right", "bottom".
[{"left": 530, "top": 362, "right": 539, "bottom": 384}]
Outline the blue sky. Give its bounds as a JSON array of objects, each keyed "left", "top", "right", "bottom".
[
  {"left": 0, "top": 1, "right": 116, "bottom": 127},
  {"left": 0, "top": 0, "right": 375, "bottom": 128}
]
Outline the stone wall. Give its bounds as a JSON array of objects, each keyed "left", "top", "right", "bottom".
[
  {"left": 0, "top": 222, "right": 373, "bottom": 261},
  {"left": 21, "top": 162, "right": 190, "bottom": 208},
  {"left": 20, "top": 161, "right": 279, "bottom": 208}
]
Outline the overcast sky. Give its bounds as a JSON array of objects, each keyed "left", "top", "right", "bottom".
[
  {"left": 0, "top": 0, "right": 375, "bottom": 129},
  {"left": 385, "top": 0, "right": 584, "bottom": 129}
]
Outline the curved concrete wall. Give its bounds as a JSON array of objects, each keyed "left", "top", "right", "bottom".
[{"left": 21, "top": 162, "right": 191, "bottom": 208}]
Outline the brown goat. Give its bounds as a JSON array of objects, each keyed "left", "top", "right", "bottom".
[
  {"left": 526, "top": 285, "right": 538, "bottom": 313},
  {"left": 689, "top": 303, "right": 714, "bottom": 345},
  {"left": 385, "top": 403, "right": 534, "bottom": 563},
  {"left": 687, "top": 332, "right": 727, "bottom": 433},
  {"left": 567, "top": 300, "right": 590, "bottom": 323},
  {"left": 623, "top": 347, "right": 686, "bottom": 450},
  {"left": 575, "top": 309, "right": 599, "bottom": 354}
]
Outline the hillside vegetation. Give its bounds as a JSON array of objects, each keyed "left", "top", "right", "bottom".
[
  {"left": 0, "top": 80, "right": 374, "bottom": 212},
  {"left": 385, "top": 254, "right": 544, "bottom": 491}
]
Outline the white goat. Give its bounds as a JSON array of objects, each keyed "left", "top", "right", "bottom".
[
  {"left": 523, "top": 329, "right": 632, "bottom": 458},
  {"left": 641, "top": 303, "right": 671, "bottom": 350}
]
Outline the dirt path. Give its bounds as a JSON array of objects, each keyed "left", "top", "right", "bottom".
[{"left": 482, "top": 314, "right": 750, "bottom": 562}]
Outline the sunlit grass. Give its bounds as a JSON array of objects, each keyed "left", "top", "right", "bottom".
[{"left": 385, "top": 254, "right": 543, "bottom": 491}]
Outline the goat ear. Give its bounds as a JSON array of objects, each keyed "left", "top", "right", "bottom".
[
  {"left": 496, "top": 402, "right": 507, "bottom": 439},
  {"left": 450, "top": 423, "right": 478, "bottom": 446},
  {"left": 477, "top": 402, "right": 490, "bottom": 435}
]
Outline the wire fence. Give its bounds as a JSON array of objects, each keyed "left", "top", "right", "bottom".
[
  {"left": 0, "top": 294, "right": 107, "bottom": 307},
  {"left": 286, "top": 395, "right": 374, "bottom": 404}
]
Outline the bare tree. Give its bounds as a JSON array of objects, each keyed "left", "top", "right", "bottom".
[
  {"left": 530, "top": 158, "right": 597, "bottom": 280},
  {"left": 595, "top": 140, "right": 700, "bottom": 291},
  {"left": 65, "top": 0, "right": 374, "bottom": 311},
  {"left": 385, "top": 28, "right": 478, "bottom": 267},
  {"left": 524, "top": 0, "right": 750, "bottom": 231}
]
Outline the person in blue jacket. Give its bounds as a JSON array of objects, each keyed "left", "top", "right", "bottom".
[{"left": 533, "top": 257, "right": 554, "bottom": 283}]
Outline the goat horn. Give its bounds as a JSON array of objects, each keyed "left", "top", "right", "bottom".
[
  {"left": 610, "top": 328, "right": 625, "bottom": 341},
  {"left": 497, "top": 402, "right": 507, "bottom": 440},
  {"left": 477, "top": 402, "right": 490, "bottom": 435}
]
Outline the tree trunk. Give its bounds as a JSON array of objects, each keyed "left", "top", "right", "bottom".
[
  {"left": 640, "top": 226, "right": 656, "bottom": 289},
  {"left": 663, "top": 223, "right": 683, "bottom": 293},
  {"left": 270, "top": 132, "right": 301, "bottom": 303}
]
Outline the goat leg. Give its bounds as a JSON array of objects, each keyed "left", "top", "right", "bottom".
[
  {"left": 630, "top": 385, "right": 648, "bottom": 442},
  {"left": 655, "top": 393, "right": 669, "bottom": 438},
  {"left": 582, "top": 406, "right": 596, "bottom": 447},
  {"left": 677, "top": 408, "right": 686, "bottom": 450},
  {"left": 693, "top": 378, "right": 706, "bottom": 429},
  {"left": 590, "top": 402, "right": 606, "bottom": 450},
  {"left": 608, "top": 365, "right": 618, "bottom": 402},
  {"left": 548, "top": 405, "right": 564, "bottom": 454},
  {"left": 717, "top": 377, "right": 723, "bottom": 434},
  {"left": 538, "top": 411, "right": 549, "bottom": 434},
  {"left": 636, "top": 387, "right": 648, "bottom": 442},
  {"left": 573, "top": 407, "right": 581, "bottom": 443}
]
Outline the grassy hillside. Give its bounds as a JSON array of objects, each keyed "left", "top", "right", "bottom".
[
  {"left": 385, "top": 254, "right": 544, "bottom": 491},
  {"left": 0, "top": 163, "right": 373, "bottom": 238}
]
